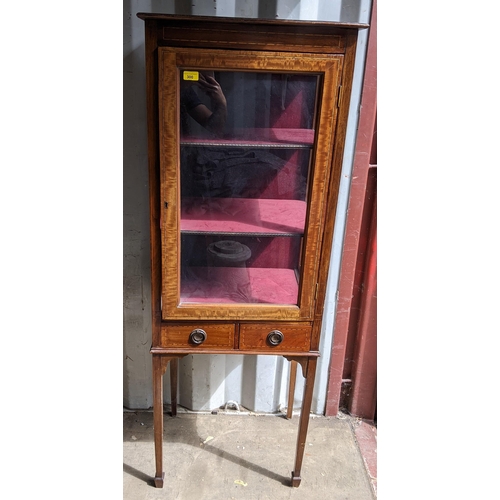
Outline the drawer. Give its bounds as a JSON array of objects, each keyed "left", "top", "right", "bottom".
[
  {"left": 239, "top": 323, "right": 312, "bottom": 352},
  {"left": 160, "top": 323, "right": 235, "bottom": 349}
]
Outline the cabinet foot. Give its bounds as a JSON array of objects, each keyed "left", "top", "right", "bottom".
[
  {"left": 154, "top": 472, "right": 165, "bottom": 488},
  {"left": 291, "top": 473, "right": 302, "bottom": 487}
]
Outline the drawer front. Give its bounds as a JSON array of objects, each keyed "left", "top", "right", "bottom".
[
  {"left": 239, "top": 323, "right": 312, "bottom": 352},
  {"left": 160, "top": 324, "right": 235, "bottom": 349}
]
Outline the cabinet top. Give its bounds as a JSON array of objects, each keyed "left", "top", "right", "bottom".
[
  {"left": 136, "top": 13, "right": 368, "bottom": 31},
  {"left": 137, "top": 13, "right": 367, "bottom": 54}
]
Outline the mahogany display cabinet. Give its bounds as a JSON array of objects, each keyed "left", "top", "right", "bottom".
[{"left": 137, "top": 12, "right": 368, "bottom": 488}]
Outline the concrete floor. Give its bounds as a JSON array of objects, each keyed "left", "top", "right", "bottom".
[{"left": 124, "top": 408, "right": 376, "bottom": 500}]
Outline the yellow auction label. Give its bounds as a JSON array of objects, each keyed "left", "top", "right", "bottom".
[{"left": 183, "top": 71, "right": 199, "bottom": 81}]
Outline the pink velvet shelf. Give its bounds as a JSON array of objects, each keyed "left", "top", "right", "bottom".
[
  {"left": 181, "top": 128, "right": 315, "bottom": 148},
  {"left": 181, "top": 198, "right": 306, "bottom": 235},
  {"left": 180, "top": 267, "right": 299, "bottom": 305}
]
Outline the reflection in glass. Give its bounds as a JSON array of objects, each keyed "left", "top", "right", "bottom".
[{"left": 178, "top": 70, "right": 319, "bottom": 306}]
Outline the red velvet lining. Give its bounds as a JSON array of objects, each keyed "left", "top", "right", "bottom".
[{"left": 180, "top": 267, "right": 299, "bottom": 305}]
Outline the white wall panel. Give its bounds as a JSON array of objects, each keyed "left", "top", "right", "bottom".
[
  {"left": 234, "top": 0, "right": 259, "bottom": 18},
  {"left": 216, "top": 0, "right": 236, "bottom": 17},
  {"left": 299, "top": 0, "right": 319, "bottom": 21},
  {"left": 123, "top": 0, "right": 372, "bottom": 413}
]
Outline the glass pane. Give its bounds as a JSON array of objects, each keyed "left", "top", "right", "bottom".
[{"left": 179, "top": 70, "right": 318, "bottom": 305}]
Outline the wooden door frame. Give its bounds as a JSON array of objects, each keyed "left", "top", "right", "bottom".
[{"left": 158, "top": 47, "right": 344, "bottom": 322}]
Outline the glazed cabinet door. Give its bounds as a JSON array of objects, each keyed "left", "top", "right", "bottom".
[{"left": 159, "top": 47, "right": 343, "bottom": 321}]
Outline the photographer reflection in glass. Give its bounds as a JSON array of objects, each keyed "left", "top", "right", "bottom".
[{"left": 180, "top": 71, "right": 227, "bottom": 137}]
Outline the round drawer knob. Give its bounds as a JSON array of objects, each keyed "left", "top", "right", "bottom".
[
  {"left": 189, "top": 329, "right": 207, "bottom": 345},
  {"left": 267, "top": 330, "right": 284, "bottom": 346}
]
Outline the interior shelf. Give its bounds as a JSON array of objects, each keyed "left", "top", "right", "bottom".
[
  {"left": 180, "top": 128, "right": 315, "bottom": 149},
  {"left": 181, "top": 197, "right": 307, "bottom": 235},
  {"left": 180, "top": 266, "right": 299, "bottom": 305}
]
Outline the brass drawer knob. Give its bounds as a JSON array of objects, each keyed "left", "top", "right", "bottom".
[
  {"left": 267, "top": 330, "right": 284, "bottom": 346},
  {"left": 189, "top": 329, "right": 207, "bottom": 345}
]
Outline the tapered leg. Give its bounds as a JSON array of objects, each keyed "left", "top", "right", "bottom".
[
  {"left": 291, "top": 357, "right": 317, "bottom": 487},
  {"left": 287, "top": 360, "right": 298, "bottom": 419},
  {"left": 170, "top": 357, "right": 178, "bottom": 417},
  {"left": 153, "top": 355, "right": 165, "bottom": 488}
]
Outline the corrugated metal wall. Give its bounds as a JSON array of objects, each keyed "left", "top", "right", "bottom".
[{"left": 123, "top": 0, "right": 372, "bottom": 413}]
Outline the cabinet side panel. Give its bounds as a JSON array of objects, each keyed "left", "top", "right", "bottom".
[
  {"left": 144, "top": 20, "right": 162, "bottom": 347},
  {"left": 312, "top": 32, "right": 359, "bottom": 351}
]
